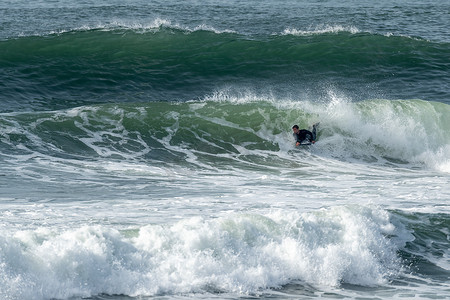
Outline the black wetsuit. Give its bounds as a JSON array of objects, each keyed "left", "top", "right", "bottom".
[{"left": 293, "top": 129, "right": 314, "bottom": 144}]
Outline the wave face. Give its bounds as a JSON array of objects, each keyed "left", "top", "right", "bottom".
[
  {"left": 1, "top": 98, "right": 449, "bottom": 172},
  {"left": 1, "top": 27, "right": 449, "bottom": 112}
]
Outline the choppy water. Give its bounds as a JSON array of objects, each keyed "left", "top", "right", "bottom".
[{"left": 1, "top": 1, "right": 449, "bottom": 299}]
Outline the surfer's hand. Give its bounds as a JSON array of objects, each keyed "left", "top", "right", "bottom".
[
  {"left": 296, "top": 142, "right": 300, "bottom": 146},
  {"left": 312, "top": 141, "right": 315, "bottom": 144}
]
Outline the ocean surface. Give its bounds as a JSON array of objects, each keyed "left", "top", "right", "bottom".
[{"left": 1, "top": 0, "right": 449, "bottom": 299}]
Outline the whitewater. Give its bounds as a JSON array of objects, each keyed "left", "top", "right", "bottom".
[
  {"left": 1, "top": 0, "right": 450, "bottom": 299},
  {"left": 1, "top": 95, "right": 449, "bottom": 299}
]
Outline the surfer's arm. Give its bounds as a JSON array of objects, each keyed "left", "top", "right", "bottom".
[{"left": 293, "top": 133, "right": 300, "bottom": 146}]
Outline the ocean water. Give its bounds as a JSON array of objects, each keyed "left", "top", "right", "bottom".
[{"left": 1, "top": 0, "right": 449, "bottom": 299}]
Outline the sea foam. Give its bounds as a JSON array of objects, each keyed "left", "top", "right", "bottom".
[
  {"left": 0, "top": 205, "right": 402, "bottom": 300},
  {"left": 283, "top": 25, "right": 361, "bottom": 36}
]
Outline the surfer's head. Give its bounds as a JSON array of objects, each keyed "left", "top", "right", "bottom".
[{"left": 292, "top": 124, "right": 299, "bottom": 134}]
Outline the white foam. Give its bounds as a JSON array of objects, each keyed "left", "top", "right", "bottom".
[
  {"left": 42, "top": 18, "right": 236, "bottom": 37},
  {"left": 415, "top": 145, "right": 450, "bottom": 173},
  {"left": 282, "top": 25, "right": 426, "bottom": 42},
  {"left": 197, "top": 89, "right": 450, "bottom": 174},
  {"left": 201, "top": 89, "right": 278, "bottom": 105},
  {"left": 0, "top": 205, "right": 402, "bottom": 299},
  {"left": 283, "top": 25, "right": 361, "bottom": 36},
  {"left": 305, "top": 93, "right": 450, "bottom": 172}
]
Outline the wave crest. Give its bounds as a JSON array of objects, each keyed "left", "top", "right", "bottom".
[{"left": 283, "top": 25, "right": 361, "bottom": 36}]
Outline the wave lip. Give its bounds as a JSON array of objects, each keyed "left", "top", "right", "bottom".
[
  {"left": 35, "top": 18, "right": 237, "bottom": 38},
  {"left": 282, "top": 24, "right": 361, "bottom": 36}
]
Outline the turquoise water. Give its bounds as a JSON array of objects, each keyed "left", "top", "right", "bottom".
[{"left": 0, "top": 1, "right": 449, "bottom": 299}]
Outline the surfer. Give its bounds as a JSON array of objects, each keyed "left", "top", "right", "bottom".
[{"left": 292, "top": 124, "right": 318, "bottom": 146}]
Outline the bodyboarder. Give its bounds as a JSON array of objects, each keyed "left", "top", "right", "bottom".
[{"left": 292, "top": 123, "right": 318, "bottom": 146}]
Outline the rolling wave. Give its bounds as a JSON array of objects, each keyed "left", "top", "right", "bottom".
[
  {"left": 1, "top": 98, "right": 449, "bottom": 172},
  {"left": 1, "top": 27, "right": 449, "bottom": 111}
]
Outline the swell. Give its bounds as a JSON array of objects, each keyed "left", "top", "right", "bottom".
[{"left": 0, "top": 28, "right": 449, "bottom": 111}]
